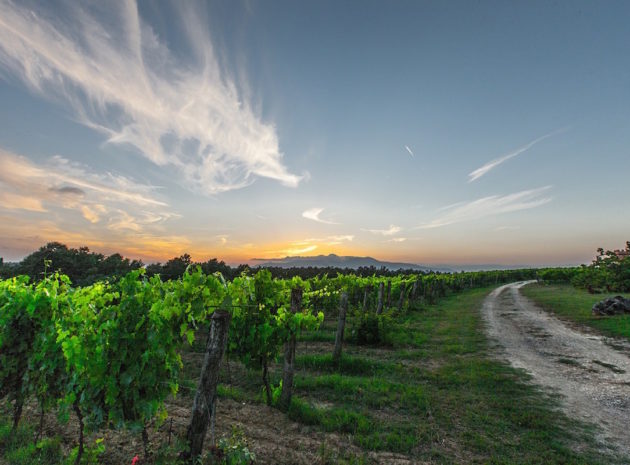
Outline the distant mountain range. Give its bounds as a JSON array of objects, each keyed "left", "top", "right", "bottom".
[
  {"left": 252, "top": 254, "right": 448, "bottom": 272},
  {"left": 251, "top": 254, "right": 537, "bottom": 272}
]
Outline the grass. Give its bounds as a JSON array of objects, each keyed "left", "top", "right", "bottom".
[
  {"left": 521, "top": 283, "right": 630, "bottom": 341},
  {"left": 294, "top": 353, "right": 392, "bottom": 376},
  {"left": 282, "top": 287, "right": 626, "bottom": 463},
  {"left": 0, "top": 419, "right": 64, "bottom": 465}
]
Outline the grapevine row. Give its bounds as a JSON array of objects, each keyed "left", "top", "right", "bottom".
[{"left": 0, "top": 266, "right": 537, "bottom": 462}]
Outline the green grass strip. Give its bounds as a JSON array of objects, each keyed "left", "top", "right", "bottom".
[{"left": 521, "top": 283, "right": 630, "bottom": 341}]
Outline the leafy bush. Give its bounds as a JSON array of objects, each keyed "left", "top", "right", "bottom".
[
  {"left": 350, "top": 311, "right": 394, "bottom": 346},
  {"left": 206, "top": 426, "right": 255, "bottom": 465},
  {"left": 65, "top": 438, "right": 105, "bottom": 465},
  {"left": 572, "top": 242, "right": 630, "bottom": 292}
]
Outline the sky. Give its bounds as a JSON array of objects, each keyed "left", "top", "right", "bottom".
[{"left": 0, "top": 0, "right": 629, "bottom": 267}]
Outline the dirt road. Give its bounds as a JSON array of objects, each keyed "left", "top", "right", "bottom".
[{"left": 482, "top": 282, "right": 630, "bottom": 457}]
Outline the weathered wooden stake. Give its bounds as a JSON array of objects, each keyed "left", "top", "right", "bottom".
[
  {"left": 35, "top": 405, "right": 44, "bottom": 445},
  {"left": 12, "top": 395, "right": 23, "bottom": 431},
  {"left": 398, "top": 283, "right": 406, "bottom": 312},
  {"left": 376, "top": 282, "right": 384, "bottom": 314},
  {"left": 362, "top": 285, "right": 371, "bottom": 312},
  {"left": 279, "top": 288, "right": 302, "bottom": 411},
  {"left": 73, "top": 401, "right": 84, "bottom": 465},
  {"left": 386, "top": 280, "right": 391, "bottom": 308},
  {"left": 332, "top": 291, "right": 348, "bottom": 364},
  {"left": 142, "top": 426, "right": 149, "bottom": 459},
  {"left": 184, "top": 310, "right": 231, "bottom": 462},
  {"left": 168, "top": 418, "right": 173, "bottom": 446},
  {"left": 262, "top": 359, "right": 272, "bottom": 406},
  {"left": 411, "top": 280, "right": 418, "bottom": 301}
]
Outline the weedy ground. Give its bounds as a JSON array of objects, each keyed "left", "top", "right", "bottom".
[{"left": 2, "top": 285, "right": 627, "bottom": 464}]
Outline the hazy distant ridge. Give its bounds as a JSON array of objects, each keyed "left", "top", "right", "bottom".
[
  {"left": 252, "top": 254, "right": 440, "bottom": 271},
  {"left": 252, "top": 254, "right": 537, "bottom": 272}
]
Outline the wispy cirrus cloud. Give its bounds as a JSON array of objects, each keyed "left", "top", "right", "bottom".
[
  {"left": 404, "top": 145, "right": 414, "bottom": 158},
  {"left": 0, "top": 0, "right": 303, "bottom": 194},
  {"left": 325, "top": 235, "right": 354, "bottom": 245},
  {"left": 0, "top": 148, "right": 174, "bottom": 232},
  {"left": 293, "top": 235, "right": 354, "bottom": 246},
  {"left": 416, "top": 186, "right": 552, "bottom": 229},
  {"left": 80, "top": 204, "right": 106, "bottom": 224},
  {"left": 283, "top": 244, "right": 318, "bottom": 255},
  {"left": 302, "top": 207, "right": 338, "bottom": 224},
  {"left": 0, "top": 191, "right": 46, "bottom": 212},
  {"left": 364, "top": 224, "right": 402, "bottom": 236},
  {"left": 468, "top": 128, "right": 568, "bottom": 182}
]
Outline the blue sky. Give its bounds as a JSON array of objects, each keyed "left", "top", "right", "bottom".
[{"left": 0, "top": 0, "right": 629, "bottom": 265}]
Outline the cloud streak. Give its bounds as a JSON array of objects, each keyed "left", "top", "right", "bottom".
[
  {"left": 0, "top": 0, "right": 303, "bottom": 194},
  {"left": 404, "top": 145, "right": 414, "bottom": 157},
  {"left": 0, "top": 148, "right": 174, "bottom": 233},
  {"left": 416, "top": 186, "right": 552, "bottom": 229},
  {"left": 294, "top": 235, "right": 354, "bottom": 246},
  {"left": 302, "top": 207, "right": 338, "bottom": 224},
  {"left": 364, "top": 224, "right": 402, "bottom": 236},
  {"left": 468, "top": 128, "right": 568, "bottom": 182}
]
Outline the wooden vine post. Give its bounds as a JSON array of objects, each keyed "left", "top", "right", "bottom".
[
  {"left": 362, "top": 285, "right": 371, "bottom": 312},
  {"left": 411, "top": 279, "right": 418, "bottom": 301},
  {"left": 73, "top": 401, "right": 85, "bottom": 465},
  {"left": 332, "top": 291, "right": 348, "bottom": 364},
  {"left": 279, "top": 288, "right": 302, "bottom": 411},
  {"left": 376, "top": 282, "right": 384, "bottom": 315},
  {"left": 398, "top": 282, "right": 406, "bottom": 311},
  {"left": 386, "top": 280, "right": 392, "bottom": 308},
  {"left": 184, "top": 310, "right": 231, "bottom": 462}
]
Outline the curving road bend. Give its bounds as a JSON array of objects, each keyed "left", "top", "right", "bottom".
[{"left": 482, "top": 281, "right": 630, "bottom": 457}]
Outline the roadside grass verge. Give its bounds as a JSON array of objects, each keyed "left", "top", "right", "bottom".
[{"left": 521, "top": 283, "right": 630, "bottom": 341}]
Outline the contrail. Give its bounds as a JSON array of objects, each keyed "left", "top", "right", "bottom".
[
  {"left": 468, "top": 127, "right": 569, "bottom": 182},
  {"left": 404, "top": 145, "right": 414, "bottom": 157}
]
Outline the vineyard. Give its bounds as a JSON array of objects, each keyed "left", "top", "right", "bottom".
[
  {"left": 6, "top": 260, "right": 630, "bottom": 465},
  {"left": 0, "top": 264, "right": 550, "bottom": 464}
]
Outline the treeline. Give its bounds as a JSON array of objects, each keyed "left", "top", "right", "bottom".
[
  {"left": 537, "top": 242, "right": 630, "bottom": 292},
  {"left": 0, "top": 243, "right": 246, "bottom": 284},
  {"left": 1, "top": 242, "right": 440, "bottom": 285},
  {"left": 0, "top": 242, "right": 143, "bottom": 285}
]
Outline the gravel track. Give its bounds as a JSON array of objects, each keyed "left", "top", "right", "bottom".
[{"left": 482, "top": 281, "right": 630, "bottom": 457}]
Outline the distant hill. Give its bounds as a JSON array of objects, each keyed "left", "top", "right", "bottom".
[
  {"left": 252, "top": 254, "right": 448, "bottom": 272},
  {"left": 444, "top": 264, "right": 534, "bottom": 272}
]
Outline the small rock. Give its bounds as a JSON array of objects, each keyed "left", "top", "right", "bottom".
[{"left": 592, "top": 296, "right": 630, "bottom": 316}]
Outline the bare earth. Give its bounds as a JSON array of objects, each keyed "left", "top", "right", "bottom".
[{"left": 482, "top": 281, "right": 630, "bottom": 457}]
